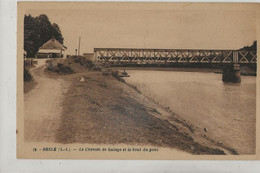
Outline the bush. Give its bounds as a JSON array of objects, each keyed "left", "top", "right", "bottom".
[
  {"left": 92, "top": 66, "right": 102, "bottom": 71},
  {"left": 24, "top": 68, "right": 32, "bottom": 82},
  {"left": 56, "top": 63, "right": 74, "bottom": 74},
  {"left": 111, "top": 70, "right": 119, "bottom": 78},
  {"left": 47, "top": 63, "right": 74, "bottom": 74},
  {"left": 102, "top": 71, "right": 110, "bottom": 76},
  {"left": 111, "top": 70, "right": 125, "bottom": 83},
  {"left": 73, "top": 56, "right": 94, "bottom": 68}
]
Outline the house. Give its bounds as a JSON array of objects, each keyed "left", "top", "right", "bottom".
[{"left": 36, "top": 37, "right": 67, "bottom": 58}]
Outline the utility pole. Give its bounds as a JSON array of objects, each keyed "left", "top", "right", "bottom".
[{"left": 78, "top": 36, "right": 81, "bottom": 56}]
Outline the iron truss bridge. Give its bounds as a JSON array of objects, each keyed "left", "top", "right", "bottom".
[{"left": 94, "top": 48, "right": 257, "bottom": 64}]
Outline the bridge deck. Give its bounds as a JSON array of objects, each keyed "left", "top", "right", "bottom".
[{"left": 94, "top": 48, "right": 257, "bottom": 64}]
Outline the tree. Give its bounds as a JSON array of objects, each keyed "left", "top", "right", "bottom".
[
  {"left": 24, "top": 14, "right": 64, "bottom": 57},
  {"left": 24, "top": 14, "right": 40, "bottom": 57},
  {"left": 52, "top": 23, "right": 63, "bottom": 44},
  {"left": 240, "top": 41, "right": 257, "bottom": 51}
]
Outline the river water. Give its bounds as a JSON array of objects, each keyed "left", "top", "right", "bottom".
[{"left": 124, "top": 70, "right": 256, "bottom": 154}]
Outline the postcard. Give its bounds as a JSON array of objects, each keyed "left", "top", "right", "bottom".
[{"left": 17, "top": 2, "right": 260, "bottom": 159}]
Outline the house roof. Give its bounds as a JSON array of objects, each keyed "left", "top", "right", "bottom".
[
  {"left": 39, "top": 37, "right": 66, "bottom": 50},
  {"left": 38, "top": 49, "right": 61, "bottom": 53}
]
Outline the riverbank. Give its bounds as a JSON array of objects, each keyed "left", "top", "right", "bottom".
[
  {"left": 23, "top": 58, "right": 241, "bottom": 154},
  {"left": 44, "top": 64, "right": 237, "bottom": 154}
]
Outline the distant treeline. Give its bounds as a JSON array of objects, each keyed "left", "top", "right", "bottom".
[
  {"left": 239, "top": 41, "right": 257, "bottom": 51},
  {"left": 24, "top": 14, "right": 64, "bottom": 57}
]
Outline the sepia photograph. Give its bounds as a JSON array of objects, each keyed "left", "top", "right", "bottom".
[{"left": 17, "top": 2, "right": 259, "bottom": 159}]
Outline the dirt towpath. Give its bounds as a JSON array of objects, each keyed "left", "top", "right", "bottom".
[{"left": 24, "top": 59, "right": 68, "bottom": 142}]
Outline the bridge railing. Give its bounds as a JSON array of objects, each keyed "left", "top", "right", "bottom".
[{"left": 94, "top": 48, "right": 257, "bottom": 64}]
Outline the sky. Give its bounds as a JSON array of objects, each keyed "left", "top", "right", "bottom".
[{"left": 25, "top": 3, "right": 257, "bottom": 55}]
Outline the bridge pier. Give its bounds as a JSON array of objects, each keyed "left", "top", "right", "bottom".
[{"left": 222, "top": 64, "right": 241, "bottom": 83}]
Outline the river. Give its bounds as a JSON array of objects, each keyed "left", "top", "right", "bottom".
[{"left": 124, "top": 70, "right": 256, "bottom": 154}]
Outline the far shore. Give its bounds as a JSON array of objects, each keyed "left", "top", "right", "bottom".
[
  {"left": 109, "top": 67, "right": 223, "bottom": 73},
  {"left": 108, "top": 66, "right": 257, "bottom": 76}
]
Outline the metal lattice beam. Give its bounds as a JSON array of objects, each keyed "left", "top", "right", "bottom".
[{"left": 94, "top": 48, "right": 257, "bottom": 64}]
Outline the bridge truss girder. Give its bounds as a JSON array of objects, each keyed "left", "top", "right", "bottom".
[{"left": 94, "top": 48, "right": 257, "bottom": 64}]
